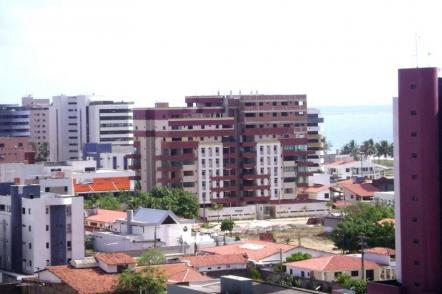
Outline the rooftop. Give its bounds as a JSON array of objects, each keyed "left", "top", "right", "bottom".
[
  {"left": 152, "top": 263, "right": 214, "bottom": 284},
  {"left": 95, "top": 252, "right": 136, "bottom": 265},
  {"left": 286, "top": 255, "right": 380, "bottom": 271},
  {"left": 86, "top": 209, "right": 127, "bottom": 224},
  {"left": 46, "top": 265, "right": 118, "bottom": 294},
  {"left": 338, "top": 179, "right": 380, "bottom": 197},
  {"left": 305, "top": 184, "right": 331, "bottom": 193},
  {"left": 365, "top": 247, "right": 396, "bottom": 257},
  {"left": 179, "top": 254, "right": 248, "bottom": 267},
  {"left": 201, "top": 240, "right": 296, "bottom": 262},
  {"left": 130, "top": 208, "right": 182, "bottom": 225}
]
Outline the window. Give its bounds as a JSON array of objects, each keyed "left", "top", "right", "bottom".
[
  {"left": 28, "top": 225, "right": 31, "bottom": 232},
  {"left": 334, "top": 272, "right": 342, "bottom": 279},
  {"left": 410, "top": 110, "right": 417, "bottom": 115},
  {"left": 301, "top": 271, "right": 305, "bottom": 277},
  {"left": 46, "top": 207, "right": 49, "bottom": 214},
  {"left": 28, "top": 208, "right": 31, "bottom": 214},
  {"left": 66, "top": 207, "right": 71, "bottom": 216},
  {"left": 46, "top": 242, "right": 49, "bottom": 249},
  {"left": 46, "top": 225, "right": 49, "bottom": 231},
  {"left": 67, "top": 241, "right": 72, "bottom": 250},
  {"left": 351, "top": 270, "right": 358, "bottom": 277},
  {"left": 29, "top": 243, "right": 32, "bottom": 249},
  {"left": 29, "top": 260, "right": 32, "bottom": 267},
  {"left": 22, "top": 208, "right": 26, "bottom": 214}
]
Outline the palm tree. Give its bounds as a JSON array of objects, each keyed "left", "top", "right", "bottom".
[
  {"left": 341, "top": 140, "right": 360, "bottom": 160},
  {"left": 360, "top": 139, "right": 376, "bottom": 159},
  {"left": 376, "top": 140, "right": 390, "bottom": 159}
]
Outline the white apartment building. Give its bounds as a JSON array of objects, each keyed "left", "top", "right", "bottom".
[
  {"left": 22, "top": 96, "right": 50, "bottom": 147},
  {"left": 50, "top": 96, "right": 134, "bottom": 162},
  {"left": 87, "top": 101, "right": 134, "bottom": 148},
  {"left": 325, "top": 159, "right": 389, "bottom": 180},
  {"left": 49, "top": 95, "right": 90, "bottom": 162},
  {"left": 0, "top": 184, "right": 84, "bottom": 274},
  {"left": 256, "top": 142, "right": 282, "bottom": 200}
]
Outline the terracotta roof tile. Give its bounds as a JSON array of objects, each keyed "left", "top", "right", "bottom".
[
  {"left": 46, "top": 265, "right": 118, "bottom": 294},
  {"left": 201, "top": 240, "right": 296, "bottom": 262},
  {"left": 305, "top": 184, "right": 331, "bottom": 193},
  {"left": 179, "top": 254, "right": 248, "bottom": 267},
  {"left": 86, "top": 209, "right": 127, "bottom": 223},
  {"left": 339, "top": 180, "right": 380, "bottom": 197},
  {"left": 95, "top": 252, "right": 136, "bottom": 265},
  {"left": 152, "top": 263, "right": 213, "bottom": 284},
  {"left": 286, "top": 255, "right": 380, "bottom": 271},
  {"left": 365, "top": 247, "right": 395, "bottom": 256}
]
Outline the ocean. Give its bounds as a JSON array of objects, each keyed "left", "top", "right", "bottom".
[{"left": 317, "top": 105, "right": 393, "bottom": 151}]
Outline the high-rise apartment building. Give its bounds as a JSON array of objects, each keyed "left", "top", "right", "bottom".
[
  {"left": 368, "top": 67, "right": 442, "bottom": 294},
  {"left": 21, "top": 96, "right": 50, "bottom": 146},
  {"left": 307, "top": 108, "right": 324, "bottom": 174},
  {"left": 49, "top": 95, "right": 90, "bottom": 161},
  {"left": 87, "top": 101, "right": 134, "bottom": 148},
  {"left": 49, "top": 96, "right": 134, "bottom": 162},
  {"left": 0, "top": 184, "right": 84, "bottom": 274},
  {"left": 134, "top": 95, "right": 311, "bottom": 207},
  {"left": 0, "top": 104, "right": 30, "bottom": 137}
]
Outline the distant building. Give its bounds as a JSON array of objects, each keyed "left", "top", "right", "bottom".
[
  {"left": 305, "top": 184, "right": 332, "bottom": 201},
  {"left": 371, "top": 176, "right": 394, "bottom": 192},
  {"left": 179, "top": 254, "right": 248, "bottom": 273},
  {"left": 49, "top": 95, "right": 90, "bottom": 161},
  {"left": 83, "top": 143, "right": 133, "bottom": 170},
  {"left": 0, "top": 104, "right": 30, "bottom": 137},
  {"left": 307, "top": 108, "right": 325, "bottom": 175},
  {"left": 134, "top": 95, "right": 312, "bottom": 212},
  {"left": 338, "top": 179, "right": 380, "bottom": 202},
  {"left": 373, "top": 191, "right": 395, "bottom": 207},
  {"left": 286, "top": 255, "right": 382, "bottom": 282},
  {"left": 85, "top": 208, "right": 127, "bottom": 231},
  {"left": 21, "top": 96, "right": 50, "bottom": 147},
  {"left": 0, "top": 137, "right": 35, "bottom": 164},
  {"left": 0, "top": 184, "right": 84, "bottom": 274},
  {"left": 325, "top": 159, "right": 389, "bottom": 180},
  {"left": 93, "top": 208, "right": 194, "bottom": 253},
  {"left": 199, "top": 240, "right": 333, "bottom": 265}
]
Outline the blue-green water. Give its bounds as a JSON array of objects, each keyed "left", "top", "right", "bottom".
[{"left": 318, "top": 105, "right": 393, "bottom": 150}]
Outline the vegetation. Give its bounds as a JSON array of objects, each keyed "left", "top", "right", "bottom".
[
  {"left": 220, "top": 219, "right": 235, "bottom": 236},
  {"left": 84, "top": 187, "right": 199, "bottom": 219},
  {"left": 249, "top": 267, "right": 262, "bottom": 280},
  {"left": 116, "top": 267, "right": 167, "bottom": 294},
  {"left": 84, "top": 193, "right": 121, "bottom": 210},
  {"left": 331, "top": 202, "right": 395, "bottom": 253},
  {"left": 285, "top": 252, "right": 312, "bottom": 262},
  {"left": 337, "top": 274, "right": 367, "bottom": 294},
  {"left": 31, "top": 142, "right": 49, "bottom": 162},
  {"left": 137, "top": 248, "right": 166, "bottom": 266},
  {"left": 340, "top": 139, "right": 393, "bottom": 161}
]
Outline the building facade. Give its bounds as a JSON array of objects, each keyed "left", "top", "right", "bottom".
[
  {"left": 0, "top": 137, "right": 35, "bottom": 164},
  {"left": 21, "top": 96, "right": 50, "bottom": 146},
  {"left": 133, "top": 95, "right": 312, "bottom": 209},
  {"left": 0, "top": 104, "right": 30, "bottom": 137},
  {"left": 49, "top": 95, "right": 90, "bottom": 161},
  {"left": 306, "top": 108, "right": 324, "bottom": 174},
  {"left": 0, "top": 184, "right": 84, "bottom": 274}
]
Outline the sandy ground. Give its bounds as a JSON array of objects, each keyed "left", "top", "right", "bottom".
[{"left": 195, "top": 217, "right": 340, "bottom": 254}]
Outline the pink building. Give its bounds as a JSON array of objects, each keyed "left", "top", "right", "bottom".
[
  {"left": 369, "top": 68, "right": 442, "bottom": 293},
  {"left": 0, "top": 137, "right": 35, "bottom": 164}
]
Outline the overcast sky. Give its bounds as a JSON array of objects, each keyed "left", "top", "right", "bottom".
[{"left": 0, "top": 0, "right": 441, "bottom": 107}]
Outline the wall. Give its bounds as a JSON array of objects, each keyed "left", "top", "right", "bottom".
[
  {"left": 196, "top": 263, "right": 247, "bottom": 272},
  {"left": 200, "top": 205, "right": 256, "bottom": 221},
  {"left": 273, "top": 202, "right": 329, "bottom": 218}
]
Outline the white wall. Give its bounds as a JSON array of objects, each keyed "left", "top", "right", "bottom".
[
  {"left": 196, "top": 263, "right": 246, "bottom": 272},
  {"left": 274, "top": 202, "right": 329, "bottom": 218},
  {"left": 200, "top": 205, "right": 256, "bottom": 221}
]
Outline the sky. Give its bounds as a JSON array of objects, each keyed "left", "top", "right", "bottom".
[{"left": 0, "top": 0, "right": 441, "bottom": 108}]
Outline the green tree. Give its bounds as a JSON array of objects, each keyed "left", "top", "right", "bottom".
[
  {"left": 375, "top": 140, "right": 390, "bottom": 159},
  {"left": 331, "top": 202, "right": 395, "bottom": 253},
  {"left": 249, "top": 267, "right": 262, "bottom": 280},
  {"left": 337, "top": 274, "right": 367, "bottom": 294},
  {"left": 286, "top": 252, "right": 312, "bottom": 262},
  {"left": 359, "top": 139, "right": 376, "bottom": 158},
  {"left": 220, "top": 219, "right": 235, "bottom": 237},
  {"left": 138, "top": 248, "right": 166, "bottom": 266},
  {"left": 116, "top": 267, "right": 167, "bottom": 294},
  {"left": 31, "top": 142, "right": 50, "bottom": 162},
  {"left": 341, "top": 140, "right": 360, "bottom": 160},
  {"left": 84, "top": 193, "right": 121, "bottom": 210}
]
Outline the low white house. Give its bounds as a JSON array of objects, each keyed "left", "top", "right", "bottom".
[
  {"left": 373, "top": 191, "right": 395, "bottom": 207},
  {"left": 305, "top": 184, "right": 332, "bottom": 201},
  {"left": 93, "top": 208, "right": 194, "bottom": 253},
  {"left": 179, "top": 254, "right": 248, "bottom": 272},
  {"left": 365, "top": 247, "right": 396, "bottom": 281},
  {"left": 325, "top": 159, "right": 389, "bottom": 180}
]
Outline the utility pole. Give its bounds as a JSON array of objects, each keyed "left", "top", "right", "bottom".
[{"left": 359, "top": 235, "right": 367, "bottom": 280}]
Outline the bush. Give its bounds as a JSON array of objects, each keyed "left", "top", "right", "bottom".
[
  {"left": 286, "top": 252, "right": 312, "bottom": 262},
  {"left": 249, "top": 267, "right": 262, "bottom": 280}
]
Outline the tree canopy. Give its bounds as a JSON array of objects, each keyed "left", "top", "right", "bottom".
[
  {"left": 116, "top": 267, "right": 166, "bottom": 294},
  {"left": 138, "top": 248, "right": 166, "bottom": 266},
  {"left": 84, "top": 193, "right": 121, "bottom": 210},
  {"left": 286, "top": 252, "right": 312, "bottom": 262},
  {"left": 340, "top": 139, "right": 393, "bottom": 160},
  {"left": 337, "top": 274, "right": 367, "bottom": 294},
  {"left": 220, "top": 219, "right": 235, "bottom": 236},
  {"left": 331, "top": 202, "right": 395, "bottom": 253}
]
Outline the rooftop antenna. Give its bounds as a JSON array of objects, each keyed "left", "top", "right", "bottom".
[{"left": 415, "top": 33, "right": 420, "bottom": 68}]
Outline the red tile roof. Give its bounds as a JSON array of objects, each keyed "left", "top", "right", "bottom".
[
  {"left": 95, "top": 252, "right": 136, "bottom": 265},
  {"left": 86, "top": 209, "right": 127, "bottom": 223},
  {"left": 305, "top": 184, "right": 331, "bottom": 193},
  {"left": 365, "top": 247, "right": 396, "bottom": 256},
  {"left": 152, "top": 263, "right": 213, "bottom": 284},
  {"left": 339, "top": 180, "right": 380, "bottom": 197},
  {"left": 326, "top": 160, "right": 356, "bottom": 168},
  {"left": 179, "top": 254, "right": 248, "bottom": 267},
  {"left": 286, "top": 255, "right": 380, "bottom": 271},
  {"left": 201, "top": 240, "right": 296, "bottom": 262},
  {"left": 46, "top": 265, "right": 118, "bottom": 294}
]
